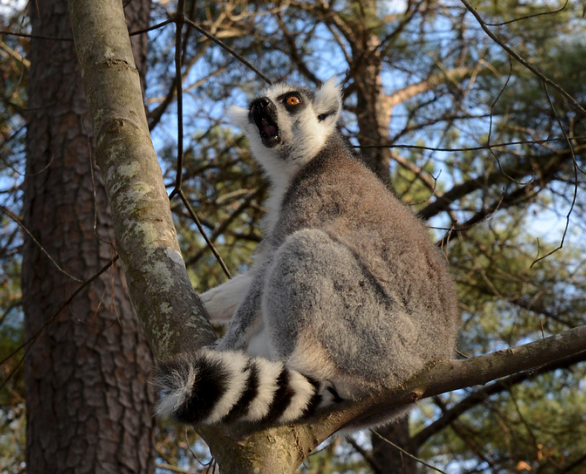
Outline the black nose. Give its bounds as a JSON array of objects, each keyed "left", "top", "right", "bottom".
[{"left": 250, "top": 97, "right": 270, "bottom": 112}]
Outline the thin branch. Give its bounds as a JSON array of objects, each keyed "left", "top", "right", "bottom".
[
  {"left": 345, "top": 436, "right": 383, "bottom": 474},
  {"left": 376, "top": 0, "right": 422, "bottom": 54},
  {"left": 559, "top": 453, "right": 586, "bottom": 474},
  {"left": 338, "top": 325, "right": 586, "bottom": 431},
  {"left": 391, "top": 151, "right": 438, "bottom": 193},
  {"left": 371, "top": 430, "right": 448, "bottom": 474},
  {"left": 434, "top": 184, "right": 536, "bottom": 247},
  {"left": 185, "top": 187, "right": 265, "bottom": 268},
  {"left": 418, "top": 151, "right": 566, "bottom": 220},
  {"left": 128, "top": 19, "right": 174, "bottom": 36},
  {"left": 173, "top": 2, "right": 186, "bottom": 193},
  {"left": 486, "top": 54, "right": 529, "bottom": 185},
  {"left": 148, "top": 44, "right": 213, "bottom": 130},
  {"left": 0, "top": 30, "right": 72, "bottom": 41},
  {"left": 0, "top": 205, "right": 83, "bottom": 282},
  {"left": 433, "top": 404, "right": 497, "bottom": 469},
  {"left": 412, "top": 349, "right": 586, "bottom": 447},
  {"left": 387, "top": 67, "right": 470, "bottom": 108},
  {"left": 0, "top": 40, "right": 30, "bottom": 68},
  {"left": 176, "top": 188, "right": 231, "bottom": 279},
  {"left": 459, "top": 0, "right": 586, "bottom": 116},
  {"left": 0, "top": 299, "right": 21, "bottom": 327},
  {"left": 182, "top": 16, "right": 272, "bottom": 85},
  {"left": 355, "top": 136, "right": 586, "bottom": 153},
  {"left": 531, "top": 84, "right": 581, "bottom": 267},
  {"left": 484, "top": 0, "right": 569, "bottom": 27},
  {"left": 273, "top": 14, "right": 321, "bottom": 86}
]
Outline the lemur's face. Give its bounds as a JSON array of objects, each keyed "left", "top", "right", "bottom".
[
  {"left": 228, "top": 79, "right": 342, "bottom": 183},
  {"left": 248, "top": 89, "right": 312, "bottom": 149}
]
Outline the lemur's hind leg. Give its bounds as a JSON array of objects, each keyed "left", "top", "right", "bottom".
[{"left": 262, "top": 229, "right": 423, "bottom": 398}]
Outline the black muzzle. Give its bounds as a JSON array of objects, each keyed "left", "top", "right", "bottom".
[{"left": 249, "top": 97, "right": 281, "bottom": 148}]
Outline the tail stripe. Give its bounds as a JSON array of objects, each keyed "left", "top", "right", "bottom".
[
  {"left": 174, "top": 355, "right": 229, "bottom": 424},
  {"left": 300, "top": 376, "right": 322, "bottom": 418},
  {"left": 201, "top": 351, "right": 250, "bottom": 424},
  {"left": 242, "top": 358, "right": 283, "bottom": 421},
  {"left": 278, "top": 370, "right": 320, "bottom": 423},
  {"left": 221, "top": 361, "right": 259, "bottom": 423},
  {"left": 155, "top": 350, "right": 343, "bottom": 425},
  {"left": 264, "top": 367, "right": 296, "bottom": 423}
]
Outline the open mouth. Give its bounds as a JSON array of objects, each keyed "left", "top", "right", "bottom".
[
  {"left": 250, "top": 100, "right": 280, "bottom": 147},
  {"left": 258, "top": 116, "right": 278, "bottom": 140}
]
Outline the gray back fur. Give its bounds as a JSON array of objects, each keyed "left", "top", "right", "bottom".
[{"left": 266, "top": 132, "right": 459, "bottom": 392}]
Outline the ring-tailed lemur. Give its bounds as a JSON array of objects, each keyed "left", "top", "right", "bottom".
[{"left": 155, "top": 79, "right": 459, "bottom": 427}]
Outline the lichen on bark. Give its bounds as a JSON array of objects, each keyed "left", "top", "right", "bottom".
[{"left": 70, "top": 0, "right": 215, "bottom": 360}]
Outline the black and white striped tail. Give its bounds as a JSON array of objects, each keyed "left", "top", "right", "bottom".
[{"left": 154, "top": 348, "right": 340, "bottom": 425}]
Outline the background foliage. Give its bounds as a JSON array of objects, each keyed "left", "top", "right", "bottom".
[{"left": 1, "top": 0, "right": 586, "bottom": 472}]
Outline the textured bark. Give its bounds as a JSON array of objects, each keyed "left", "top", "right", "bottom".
[
  {"left": 64, "top": 1, "right": 586, "bottom": 473},
  {"left": 67, "top": 1, "right": 303, "bottom": 470},
  {"left": 353, "top": 40, "right": 394, "bottom": 188},
  {"left": 69, "top": 0, "right": 216, "bottom": 361},
  {"left": 372, "top": 421, "right": 418, "bottom": 474},
  {"left": 22, "top": 1, "right": 154, "bottom": 473}
]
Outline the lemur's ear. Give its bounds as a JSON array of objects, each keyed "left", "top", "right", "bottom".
[
  {"left": 227, "top": 105, "right": 249, "bottom": 130},
  {"left": 314, "top": 77, "right": 342, "bottom": 125}
]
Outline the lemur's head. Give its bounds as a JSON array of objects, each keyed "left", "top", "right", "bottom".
[{"left": 228, "top": 78, "right": 342, "bottom": 183}]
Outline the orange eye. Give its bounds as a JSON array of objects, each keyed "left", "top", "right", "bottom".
[{"left": 286, "top": 96, "right": 301, "bottom": 106}]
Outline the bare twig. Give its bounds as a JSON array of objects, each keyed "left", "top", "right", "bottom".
[
  {"left": 176, "top": 188, "right": 231, "bottom": 279},
  {"left": 484, "top": 0, "right": 569, "bottom": 27},
  {"left": 345, "top": 436, "right": 383, "bottom": 474},
  {"left": 530, "top": 84, "right": 580, "bottom": 267},
  {"left": 0, "top": 256, "right": 118, "bottom": 389},
  {"left": 486, "top": 55, "right": 533, "bottom": 185},
  {"left": 371, "top": 430, "right": 448, "bottom": 473},
  {"left": 172, "top": 1, "right": 186, "bottom": 194},
  {"left": 0, "top": 40, "right": 30, "bottom": 68},
  {"left": 182, "top": 16, "right": 272, "bottom": 85},
  {"left": 339, "top": 325, "right": 586, "bottom": 432},
  {"left": 186, "top": 187, "right": 265, "bottom": 268},
  {"left": 355, "top": 136, "right": 586, "bottom": 153},
  {"left": 129, "top": 19, "right": 174, "bottom": 36},
  {"left": 0, "top": 205, "right": 83, "bottom": 282},
  {"left": 0, "top": 30, "right": 72, "bottom": 41},
  {"left": 412, "top": 349, "right": 586, "bottom": 447},
  {"left": 459, "top": 0, "right": 586, "bottom": 116}
]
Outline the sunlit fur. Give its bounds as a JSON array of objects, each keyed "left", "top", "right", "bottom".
[
  {"left": 155, "top": 78, "right": 460, "bottom": 429},
  {"left": 228, "top": 77, "right": 342, "bottom": 233}
]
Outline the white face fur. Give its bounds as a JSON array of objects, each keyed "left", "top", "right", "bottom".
[{"left": 228, "top": 78, "right": 342, "bottom": 189}]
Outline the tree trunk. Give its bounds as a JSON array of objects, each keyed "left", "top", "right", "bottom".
[
  {"left": 353, "top": 39, "right": 394, "bottom": 188},
  {"left": 348, "top": 0, "right": 394, "bottom": 189},
  {"left": 372, "top": 421, "right": 418, "bottom": 474},
  {"left": 346, "top": 2, "right": 417, "bottom": 470},
  {"left": 22, "top": 0, "right": 154, "bottom": 473}
]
